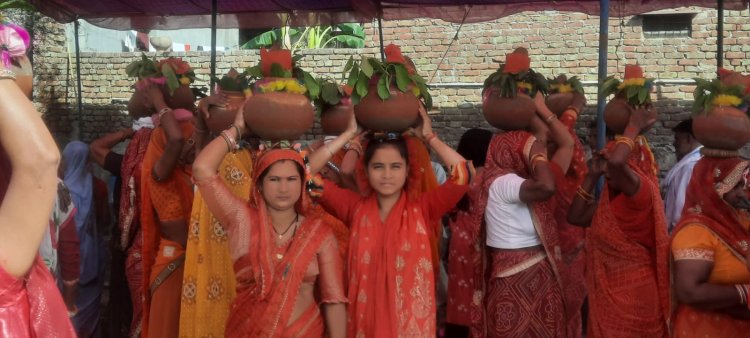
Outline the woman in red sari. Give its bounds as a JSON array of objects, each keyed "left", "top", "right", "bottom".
[
  {"left": 568, "top": 107, "right": 670, "bottom": 337},
  {"left": 445, "top": 128, "right": 492, "bottom": 338},
  {"left": 671, "top": 155, "right": 750, "bottom": 337},
  {"left": 0, "top": 22, "right": 75, "bottom": 337},
  {"left": 192, "top": 108, "right": 347, "bottom": 338},
  {"left": 307, "top": 107, "right": 472, "bottom": 337}
]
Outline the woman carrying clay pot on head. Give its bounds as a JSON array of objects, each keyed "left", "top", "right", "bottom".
[
  {"left": 306, "top": 105, "right": 473, "bottom": 337},
  {"left": 0, "top": 21, "right": 76, "bottom": 337},
  {"left": 568, "top": 100, "right": 670, "bottom": 337},
  {"left": 139, "top": 80, "right": 198, "bottom": 338},
  {"left": 191, "top": 105, "right": 348, "bottom": 338},
  {"left": 177, "top": 90, "right": 257, "bottom": 337}
]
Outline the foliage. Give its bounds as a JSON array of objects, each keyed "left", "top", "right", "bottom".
[
  {"left": 600, "top": 75, "right": 654, "bottom": 106},
  {"left": 125, "top": 54, "right": 159, "bottom": 79},
  {"left": 125, "top": 54, "right": 196, "bottom": 95},
  {"left": 692, "top": 77, "right": 750, "bottom": 115},
  {"left": 548, "top": 75, "right": 584, "bottom": 94},
  {"left": 213, "top": 68, "right": 252, "bottom": 93},
  {"left": 482, "top": 64, "right": 548, "bottom": 99},
  {"left": 241, "top": 23, "right": 365, "bottom": 53},
  {"left": 0, "top": 0, "right": 35, "bottom": 12},
  {"left": 343, "top": 54, "right": 432, "bottom": 108}
]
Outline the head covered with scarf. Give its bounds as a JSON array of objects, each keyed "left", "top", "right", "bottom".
[{"left": 676, "top": 156, "right": 750, "bottom": 257}]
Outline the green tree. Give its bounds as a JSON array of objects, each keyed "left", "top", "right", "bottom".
[{"left": 241, "top": 23, "right": 365, "bottom": 52}]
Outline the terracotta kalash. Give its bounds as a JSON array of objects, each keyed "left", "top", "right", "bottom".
[
  {"left": 242, "top": 48, "right": 315, "bottom": 143},
  {"left": 482, "top": 47, "right": 548, "bottom": 130},
  {"left": 347, "top": 44, "right": 432, "bottom": 132},
  {"left": 125, "top": 55, "right": 199, "bottom": 110},
  {"left": 600, "top": 64, "right": 657, "bottom": 134},
  {"left": 310, "top": 78, "right": 355, "bottom": 135},
  {"left": 546, "top": 74, "right": 585, "bottom": 117},
  {"left": 691, "top": 71, "right": 750, "bottom": 154},
  {"left": 0, "top": 22, "right": 33, "bottom": 99},
  {"left": 207, "top": 68, "right": 253, "bottom": 133}
]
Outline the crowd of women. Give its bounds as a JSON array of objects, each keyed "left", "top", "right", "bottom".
[{"left": 1, "top": 18, "right": 750, "bottom": 338}]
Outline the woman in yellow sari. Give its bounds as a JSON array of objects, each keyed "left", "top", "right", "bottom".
[{"left": 179, "top": 149, "right": 254, "bottom": 337}]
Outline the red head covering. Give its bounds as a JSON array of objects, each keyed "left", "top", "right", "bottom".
[
  {"left": 248, "top": 149, "right": 308, "bottom": 299},
  {"left": 674, "top": 156, "right": 750, "bottom": 256}
]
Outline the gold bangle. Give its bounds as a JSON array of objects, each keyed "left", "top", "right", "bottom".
[
  {"left": 615, "top": 136, "right": 635, "bottom": 152},
  {"left": 577, "top": 186, "right": 594, "bottom": 200}
]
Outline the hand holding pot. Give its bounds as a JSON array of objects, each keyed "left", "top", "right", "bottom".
[
  {"left": 570, "top": 92, "right": 586, "bottom": 113},
  {"left": 532, "top": 92, "right": 554, "bottom": 117},
  {"left": 412, "top": 103, "right": 434, "bottom": 141},
  {"left": 627, "top": 105, "right": 657, "bottom": 134},
  {"left": 198, "top": 92, "right": 229, "bottom": 121},
  {"left": 232, "top": 98, "right": 248, "bottom": 137}
]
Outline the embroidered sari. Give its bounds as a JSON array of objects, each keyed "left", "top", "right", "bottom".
[
  {"left": 320, "top": 137, "right": 472, "bottom": 337},
  {"left": 470, "top": 131, "right": 567, "bottom": 338},
  {"left": 118, "top": 126, "right": 153, "bottom": 337},
  {"left": 671, "top": 156, "right": 750, "bottom": 337},
  {"left": 586, "top": 137, "right": 669, "bottom": 338},
  {"left": 195, "top": 149, "right": 347, "bottom": 338},
  {"left": 140, "top": 117, "right": 195, "bottom": 338},
  {"left": 179, "top": 149, "right": 253, "bottom": 337}
]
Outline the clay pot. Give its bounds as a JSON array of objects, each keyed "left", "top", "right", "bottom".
[
  {"left": 243, "top": 92, "right": 314, "bottom": 142},
  {"left": 161, "top": 84, "right": 196, "bottom": 110},
  {"left": 207, "top": 91, "right": 245, "bottom": 133},
  {"left": 693, "top": 105, "right": 750, "bottom": 151},
  {"left": 545, "top": 92, "right": 575, "bottom": 117},
  {"left": 354, "top": 85, "right": 420, "bottom": 132},
  {"left": 321, "top": 103, "right": 354, "bottom": 135},
  {"left": 127, "top": 91, "right": 151, "bottom": 118},
  {"left": 10, "top": 56, "right": 32, "bottom": 99},
  {"left": 482, "top": 91, "right": 536, "bottom": 131},
  {"left": 603, "top": 97, "right": 632, "bottom": 134}
]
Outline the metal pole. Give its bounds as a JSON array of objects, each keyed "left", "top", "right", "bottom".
[
  {"left": 717, "top": 0, "right": 724, "bottom": 70},
  {"left": 210, "top": 0, "right": 217, "bottom": 93},
  {"left": 596, "top": 0, "right": 609, "bottom": 151},
  {"left": 378, "top": 17, "right": 385, "bottom": 61},
  {"left": 74, "top": 19, "right": 83, "bottom": 140}
]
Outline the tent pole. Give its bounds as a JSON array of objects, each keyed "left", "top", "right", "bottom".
[
  {"left": 596, "top": 0, "right": 609, "bottom": 151},
  {"left": 74, "top": 19, "right": 83, "bottom": 140},
  {"left": 210, "top": 0, "right": 217, "bottom": 93},
  {"left": 717, "top": 0, "right": 724, "bottom": 70},
  {"left": 378, "top": 17, "right": 385, "bottom": 61}
]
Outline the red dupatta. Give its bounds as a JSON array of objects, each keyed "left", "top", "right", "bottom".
[
  {"left": 118, "top": 127, "right": 153, "bottom": 250},
  {"left": 470, "top": 130, "right": 567, "bottom": 338},
  {"left": 673, "top": 157, "right": 750, "bottom": 258}
]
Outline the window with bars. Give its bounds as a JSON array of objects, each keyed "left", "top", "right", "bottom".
[{"left": 642, "top": 13, "right": 694, "bottom": 39}]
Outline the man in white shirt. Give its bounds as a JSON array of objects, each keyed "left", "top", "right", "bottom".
[{"left": 663, "top": 119, "right": 702, "bottom": 232}]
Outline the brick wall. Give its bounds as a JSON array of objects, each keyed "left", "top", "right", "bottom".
[{"left": 24, "top": 7, "right": 750, "bottom": 170}]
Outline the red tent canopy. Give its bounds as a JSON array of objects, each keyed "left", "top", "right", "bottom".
[{"left": 29, "top": 0, "right": 750, "bottom": 30}]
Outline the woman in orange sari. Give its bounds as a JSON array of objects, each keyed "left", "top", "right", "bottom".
[
  {"left": 307, "top": 107, "right": 472, "bottom": 337},
  {"left": 568, "top": 107, "right": 670, "bottom": 337},
  {"left": 140, "top": 84, "right": 197, "bottom": 338},
  {"left": 671, "top": 155, "right": 750, "bottom": 337},
  {"left": 192, "top": 110, "right": 347, "bottom": 337}
]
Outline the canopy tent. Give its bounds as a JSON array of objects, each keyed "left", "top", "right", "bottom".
[{"left": 29, "top": 0, "right": 750, "bottom": 30}]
